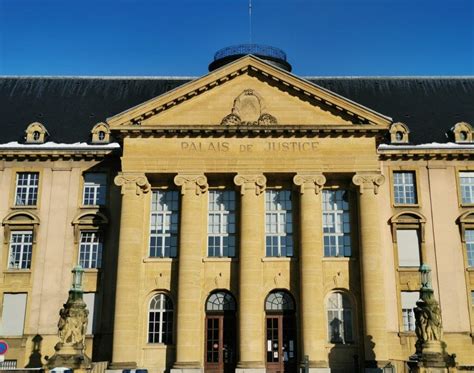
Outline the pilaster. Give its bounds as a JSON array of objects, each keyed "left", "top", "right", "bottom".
[
  {"left": 352, "top": 172, "right": 388, "bottom": 369},
  {"left": 172, "top": 173, "right": 208, "bottom": 370},
  {"left": 234, "top": 173, "right": 267, "bottom": 370},
  {"left": 112, "top": 173, "right": 150, "bottom": 364},
  {"left": 293, "top": 173, "right": 326, "bottom": 365}
]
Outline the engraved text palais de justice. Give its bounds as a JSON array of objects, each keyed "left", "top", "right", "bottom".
[{"left": 180, "top": 141, "right": 319, "bottom": 153}]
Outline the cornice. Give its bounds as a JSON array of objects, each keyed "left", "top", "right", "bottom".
[
  {"left": 378, "top": 147, "right": 474, "bottom": 160},
  {"left": 0, "top": 148, "right": 118, "bottom": 161},
  {"left": 107, "top": 56, "right": 392, "bottom": 128}
]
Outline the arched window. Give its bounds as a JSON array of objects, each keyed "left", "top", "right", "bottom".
[
  {"left": 206, "top": 291, "right": 236, "bottom": 312},
  {"left": 327, "top": 292, "right": 353, "bottom": 344},
  {"left": 265, "top": 291, "right": 294, "bottom": 312},
  {"left": 148, "top": 293, "right": 173, "bottom": 344}
]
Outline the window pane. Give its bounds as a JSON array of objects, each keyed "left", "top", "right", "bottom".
[
  {"left": 466, "top": 229, "right": 474, "bottom": 267},
  {"left": 149, "top": 190, "right": 179, "bottom": 258},
  {"left": 83, "top": 293, "right": 97, "bottom": 334},
  {"left": 323, "top": 190, "right": 351, "bottom": 257},
  {"left": 8, "top": 231, "right": 33, "bottom": 269},
  {"left": 396, "top": 229, "right": 421, "bottom": 267},
  {"left": 83, "top": 173, "right": 107, "bottom": 205},
  {"left": 207, "top": 190, "right": 236, "bottom": 257},
  {"left": 401, "top": 292, "right": 419, "bottom": 331},
  {"left": 393, "top": 172, "right": 417, "bottom": 204},
  {"left": 148, "top": 294, "right": 173, "bottom": 344},
  {"left": 0, "top": 293, "right": 27, "bottom": 336},
  {"left": 15, "top": 173, "right": 39, "bottom": 206},
  {"left": 265, "top": 190, "right": 293, "bottom": 257},
  {"left": 327, "top": 292, "right": 352, "bottom": 344},
  {"left": 78, "top": 232, "right": 103, "bottom": 269}
]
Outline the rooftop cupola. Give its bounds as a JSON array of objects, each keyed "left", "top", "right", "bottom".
[{"left": 209, "top": 44, "right": 292, "bottom": 72}]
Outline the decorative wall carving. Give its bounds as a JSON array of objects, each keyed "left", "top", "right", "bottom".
[
  {"left": 352, "top": 173, "right": 385, "bottom": 195},
  {"left": 234, "top": 174, "right": 267, "bottom": 195},
  {"left": 221, "top": 89, "right": 277, "bottom": 126},
  {"left": 174, "top": 174, "right": 208, "bottom": 195},
  {"left": 293, "top": 173, "right": 326, "bottom": 194},
  {"left": 114, "top": 173, "right": 150, "bottom": 196}
]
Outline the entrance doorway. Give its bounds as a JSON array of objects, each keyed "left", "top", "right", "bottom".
[
  {"left": 205, "top": 291, "right": 237, "bottom": 373},
  {"left": 265, "top": 291, "right": 297, "bottom": 373}
]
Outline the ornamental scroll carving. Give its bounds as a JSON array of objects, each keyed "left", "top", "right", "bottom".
[
  {"left": 174, "top": 174, "right": 208, "bottom": 195},
  {"left": 352, "top": 173, "right": 385, "bottom": 195},
  {"left": 234, "top": 174, "right": 267, "bottom": 196},
  {"left": 293, "top": 173, "right": 326, "bottom": 194},
  {"left": 114, "top": 173, "right": 150, "bottom": 196},
  {"left": 221, "top": 89, "right": 277, "bottom": 126}
]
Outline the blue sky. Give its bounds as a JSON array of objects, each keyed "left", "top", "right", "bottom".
[{"left": 0, "top": 0, "right": 472, "bottom": 76}]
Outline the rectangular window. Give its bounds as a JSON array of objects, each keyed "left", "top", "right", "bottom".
[
  {"left": 401, "top": 292, "right": 419, "bottom": 332},
  {"left": 149, "top": 190, "right": 179, "bottom": 258},
  {"left": 0, "top": 293, "right": 27, "bottom": 336},
  {"left": 393, "top": 171, "right": 417, "bottom": 205},
  {"left": 323, "top": 190, "right": 351, "bottom": 257},
  {"left": 208, "top": 190, "right": 236, "bottom": 257},
  {"left": 15, "top": 172, "right": 39, "bottom": 206},
  {"left": 460, "top": 172, "right": 474, "bottom": 205},
  {"left": 265, "top": 190, "right": 293, "bottom": 257},
  {"left": 466, "top": 229, "right": 474, "bottom": 267},
  {"left": 78, "top": 232, "right": 103, "bottom": 269},
  {"left": 397, "top": 229, "right": 421, "bottom": 267},
  {"left": 8, "top": 231, "right": 33, "bottom": 269},
  {"left": 83, "top": 173, "right": 107, "bottom": 206},
  {"left": 83, "top": 292, "right": 98, "bottom": 334}
]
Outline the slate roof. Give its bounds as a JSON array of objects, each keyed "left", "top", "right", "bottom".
[{"left": 0, "top": 76, "right": 473, "bottom": 144}]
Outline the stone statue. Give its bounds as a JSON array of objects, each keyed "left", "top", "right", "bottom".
[
  {"left": 414, "top": 292, "right": 442, "bottom": 344},
  {"left": 57, "top": 302, "right": 89, "bottom": 345}
]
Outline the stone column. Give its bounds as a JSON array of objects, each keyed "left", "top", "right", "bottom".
[
  {"left": 172, "top": 173, "right": 208, "bottom": 373},
  {"left": 352, "top": 172, "right": 388, "bottom": 370},
  {"left": 112, "top": 173, "right": 150, "bottom": 365},
  {"left": 293, "top": 173, "right": 326, "bottom": 369},
  {"left": 234, "top": 173, "right": 266, "bottom": 373}
]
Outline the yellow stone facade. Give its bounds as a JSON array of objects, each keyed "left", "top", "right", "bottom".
[{"left": 1, "top": 56, "right": 474, "bottom": 373}]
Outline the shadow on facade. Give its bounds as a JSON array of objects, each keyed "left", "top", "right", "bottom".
[{"left": 25, "top": 334, "right": 43, "bottom": 368}]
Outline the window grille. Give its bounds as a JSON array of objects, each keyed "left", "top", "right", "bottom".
[
  {"left": 265, "top": 291, "right": 294, "bottom": 311},
  {"left": 460, "top": 172, "right": 474, "bottom": 204},
  {"left": 78, "top": 231, "right": 103, "bottom": 269},
  {"left": 149, "top": 190, "right": 179, "bottom": 258},
  {"left": 208, "top": 190, "right": 236, "bottom": 257},
  {"left": 393, "top": 172, "right": 417, "bottom": 204},
  {"left": 206, "top": 291, "right": 236, "bottom": 312},
  {"left": 265, "top": 190, "right": 293, "bottom": 257},
  {"left": 323, "top": 190, "right": 351, "bottom": 257},
  {"left": 83, "top": 173, "right": 107, "bottom": 206},
  {"left": 8, "top": 231, "right": 33, "bottom": 269},
  {"left": 327, "top": 292, "right": 353, "bottom": 343},
  {"left": 15, "top": 172, "right": 39, "bottom": 206},
  {"left": 148, "top": 293, "right": 173, "bottom": 344}
]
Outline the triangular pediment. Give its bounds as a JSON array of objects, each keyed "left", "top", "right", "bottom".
[{"left": 107, "top": 55, "right": 392, "bottom": 129}]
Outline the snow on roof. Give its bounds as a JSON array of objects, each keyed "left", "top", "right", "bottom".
[
  {"left": 379, "top": 142, "right": 474, "bottom": 150},
  {"left": 0, "top": 141, "right": 121, "bottom": 150}
]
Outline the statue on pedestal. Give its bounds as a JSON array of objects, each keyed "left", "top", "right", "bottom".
[{"left": 46, "top": 265, "right": 91, "bottom": 371}]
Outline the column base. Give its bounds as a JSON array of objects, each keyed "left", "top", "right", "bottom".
[
  {"left": 235, "top": 369, "right": 266, "bottom": 373},
  {"left": 170, "top": 370, "right": 203, "bottom": 373}
]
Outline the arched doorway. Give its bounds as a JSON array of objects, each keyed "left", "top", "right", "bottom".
[
  {"left": 204, "top": 291, "right": 237, "bottom": 373},
  {"left": 265, "top": 290, "right": 297, "bottom": 373}
]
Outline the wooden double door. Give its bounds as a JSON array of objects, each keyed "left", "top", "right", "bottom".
[
  {"left": 205, "top": 313, "right": 236, "bottom": 373},
  {"left": 266, "top": 314, "right": 297, "bottom": 373}
]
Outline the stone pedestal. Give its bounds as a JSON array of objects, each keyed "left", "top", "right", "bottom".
[{"left": 47, "top": 342, "right": 91, "bottom": 370}]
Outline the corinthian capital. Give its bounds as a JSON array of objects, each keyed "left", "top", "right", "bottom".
[
  {"left": 293, "top": 173, "right": 326, "bottom": 194},
  {"left": 352, "top": 172, "right": 385, "bottom": 195},
  {"left": 114, "top": 173, "right": 150, "bottom": 196},
  {"left": 233, "top": 174, "right": 267, "bottom": 196},
  {"left": 174, "top": 173, "right": 208, "bottom": 195}
]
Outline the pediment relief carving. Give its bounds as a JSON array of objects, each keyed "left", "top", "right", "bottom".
[{"left": 221, "top": 89, "right": 277, "bottom": 126}]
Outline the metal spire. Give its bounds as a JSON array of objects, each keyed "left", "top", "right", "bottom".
[{"left": 249, "top": 0, "right": 252, "bottom": 43}]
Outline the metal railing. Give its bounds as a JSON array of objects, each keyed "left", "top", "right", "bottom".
[{"left": 213, "top": 44, "right": 287, "bottom": 61}]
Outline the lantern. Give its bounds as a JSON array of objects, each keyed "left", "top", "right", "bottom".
[
  {"left": 71, "top": 265, "right": 84, "bottom": 291},
  {"left": 420, "top": 263, "right": 432, "bottom": 290}
]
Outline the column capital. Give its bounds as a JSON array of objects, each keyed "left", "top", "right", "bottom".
[
  {"left": 293, "top": 173, "right": 326, "bottom": 194},
  {"left": 234, "top": 173, "right": 267, "bottom": 196},
  {"left": 174, "top": 173, "right": 208, "bottom": 195},
  {"left": 114, "top": 172, "right": 150, "bottom": 196},
  {"left": 352, "top": 172, "right": 385, "bottom": 195}
]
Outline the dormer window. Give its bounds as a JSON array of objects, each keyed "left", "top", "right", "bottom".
[
  {"left": 389, "top": 122, "right": 409, "bottom": 144},
  {"left": 452, "top": 122, "right": 473, "bottom": 143},
  {"left": 91, "top": 122, "right": 110, "bottom": 144},
  {"left": 25, "top": 122, "right": 48, "bottom": 144}
]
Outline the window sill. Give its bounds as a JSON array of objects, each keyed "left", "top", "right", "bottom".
[
  {"left": 143, "top": 344, "right": 174, "bottom": 350},
  {"left": 10, "top": 205, "right": 38, "bottom": 210},
  {"left": 393, "top": 204, "right": 420, "bottom": 208},
  {"left": 397, "top": 267, "right": 421, "bottom": 272},
  {"left": 466, "top": 267, "right": 474, "bottom": 272},
  {"left": 322, "top": 257, "right": 354, "bottom": 262},
  {"left": 143, "top": 257, "right": 176, "bottom": 263},
  {"left": 398, "top": 331, "right": 416, "bottom": 337},
  {"left": 80, "top": 205, "right": 105, "bottom": 209},
  {"left": 83, "top": 268, "right": 99, "bottom": 273},
  {"left": 261, "top": 257, "right": 296, "bottom": 262},
  {"left": 3, "top": 269, "right": 31, "bottom": 274},
  {"left": 202, "top": 257, "right": 237, "bottom": 263}
]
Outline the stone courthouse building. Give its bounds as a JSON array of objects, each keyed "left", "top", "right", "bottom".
[{"left": 0, "top": 46, "right": 474, "bottom": 373}]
